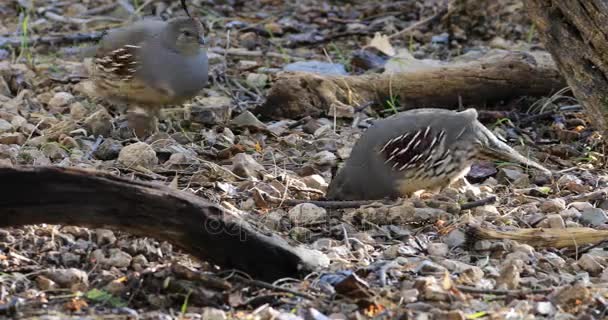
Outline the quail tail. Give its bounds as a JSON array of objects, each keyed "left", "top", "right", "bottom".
[{"left": 474, "top": 123, "right": 551, "bottom": 174}]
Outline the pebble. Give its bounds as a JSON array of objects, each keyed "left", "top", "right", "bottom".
[
  {"left": 94, "top": 138, "right": 123, "bottom": 160},
  {"left": 288, "top": 203, "right": 327, "bottom": 225},
  {"left": 41, "top": 142, "right": 69, "bottom": 161},
  {"left": 231, "top": 153, "right": 265, "bottom": 179},
  {"left": 580, "top": 207, "right": 608, "bottom": 226},
  {"left": 47, "top": 91, "right": 74, "bottom": 110},
  {"left": 541, "top": 198, "right": 566, "bottom": 213},
  {"left": 546, "top": 214, "right": 565, "bottom": 228},
  {"left": 497, "top": 168, "right": 526, "bottom": 183},
  {"left": 69, "top": 101, "right": 89, "bottom": 120},
  {"left": 10, "top": 115, "right": 27, "bottom": 129},
  {"left": 117, "top": 142, "right": 158, "bottom": 169},
  {"left": 496, "top": 262, "right": 521, "bottom": 290},
  {"left": 230, "top": 110, "right": 267, "bottom": 130},
  {"left": 191, "top": 96, "right": 232, "bottom": 125},
  {"left": 61, "top": 252, "right": 81, "bottom": 266},
  {"left": 301, "top": 174, "right": 328, "bottom": 191},
  {"left": 0, "top": 132, "right": 25, "bottom": 145},
  {"left": 0, "top": 118, "right": 13, "bottom": 133},
  {"left": 400, "top": 288, "right": 419, "bottom": 303},
  {"left": 201, "top": 308, "right": 227, "bottom": 320},
  {"left": 577, "top": 253, "right": 604, "bottom": 275},
  {"left": 83, "top": 109, "right": 113, "bottom": 137},
  {"left": 246, "top": 73, "right": 268, "bottom": 88},
  {"left": 95, "top": 229, "right": 117, "bottom": 245},
  {"left": 535, "top": 301, "right": 555, "bottom": 316},
  {"left": 444, "top": 229, "right": 466, "bottom": 248},
  {"left": 312, "top": 150, "right": 337, "bottom": 166},
  {"left": 289, "top": 226, "right": 313, "bottom": 242},
  {"left": 44, "top": 268, "right": 88, "bottom": 289},
  {"left": 17, "top": 148, "right": 51, "bottom": 165},
  {"left": 427, "top": 243, "right": 449, "bottom": 257}
]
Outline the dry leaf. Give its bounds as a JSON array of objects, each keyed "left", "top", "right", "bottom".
[{"left": 368, "top": 32, "right": 396, "bottom": 56}]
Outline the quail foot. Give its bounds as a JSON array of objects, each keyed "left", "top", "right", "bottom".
[
  {"left": 326, "top": 108, "right": 551, "bottom": 201},
  {"left": 89, "top": 7, "right": 208, "bottom": 138}
]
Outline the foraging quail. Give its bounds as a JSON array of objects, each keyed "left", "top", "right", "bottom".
[
  {"left": 89, "top": 11, "right": 208, "bottom": 137},
  {"left": 326, "top": 108, "right": 551, "bottom": 201}
]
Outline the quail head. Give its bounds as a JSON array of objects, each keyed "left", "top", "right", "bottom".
[
  {"left": 326, "top": 108, "right": 551, "bottom": 201},
  {"left": 89, "top": 12, "right": 208, "bottom": 137}
]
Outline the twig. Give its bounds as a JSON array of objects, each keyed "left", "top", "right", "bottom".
[
  {"left": 460, "top": 196, "right": 497, "bottom": 210},
  {"left": 209, "top": 47, "right": 305, "bottom": 61},
  {"left": 388, "top": 6, "right": 448, "bottom": 39},
  {"left": 0, "top": 32, "right": 104, "bottom": 50},
  {"left": 456, "top": 285, "right": 554, "bottom": 296},
  {"left": 232, "top": 275, "right": 316, "bottom": 301},
  {"left": 563, "top": 188, "right": 608, "bottom": 203}
]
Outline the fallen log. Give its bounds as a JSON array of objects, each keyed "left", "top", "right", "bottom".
[
  {"left": 0, "top": 166, "right": 328, "bottom": 281},
  {"left": 256, "top": 50, "right": 566, "bottom": 120}
]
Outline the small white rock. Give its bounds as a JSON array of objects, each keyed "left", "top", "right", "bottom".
[
  {"left": 313, "top": 150, "right": 337, "bottom": 166},
  {"left": 48, "top": 91, "right": 74, "bottom": 110},
  {"left": 301, "top": 174, "right": 328, "bottom": 191},
  {"left": 117, "top": 142, "right": 158, "bottom": 169},
  {"left": 427, "top": 243, "right": 449, "bottom": 257},
  {"left": 288, "top": 203, "right": 327, "bottom": 225}
]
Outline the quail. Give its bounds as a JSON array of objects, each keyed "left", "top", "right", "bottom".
[
  {"left": 326, "top": 108, "right": 551, "bottom": 201},
  {"left": 89, "top": 5, "right": 208, "bottom": 137}
]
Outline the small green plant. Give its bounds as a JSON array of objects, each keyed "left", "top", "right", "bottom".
[
  {"left": 328, "top": 42, "right": 350, "bottom": 72},
  {"left": 526, "top": 24, "right": 536, "bottom": 43},
  {"left": 18, "top": 7, "right": 33, "bottom": 65},
  {"left": 180, "top": 289, "right": 193, "bottom": 314},
  {"left": 85, "top": 288, "right": 127, "bottom": 308},
  {"left": 385, "top": 95, "right": 400, "bottom": 114},
  {"left": 408, "top": 34, "right": 415, "bottom": 52},
  {"left": 382, "top": 74, "right": 400, "bottom": 114},
  {"left": 266, "top": 28, "right": 290, "bottom": 64},
  {"left": 491, "top": 117, "right": 510, "bottom": 128}
]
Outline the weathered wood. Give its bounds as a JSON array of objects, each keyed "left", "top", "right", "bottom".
[
  {"left": 256, "top": 50, "right": 566, "bottom": 120},
  {"left": 0, "top": 166, "right": 328, "bottom": 281},
  {"left": 524, "top": 0, "right": 608, "bottom": 136}
]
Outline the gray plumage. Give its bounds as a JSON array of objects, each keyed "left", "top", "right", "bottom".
[
  {"left": 91, "top": 16, "right": 208, "bottom": 107},
  {"left": 326, "top": 108, "right": 551, "bottom": 201}
]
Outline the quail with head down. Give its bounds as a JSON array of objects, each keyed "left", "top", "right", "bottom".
[
  {"left": 326, "top": 108, "right": 551, "bottom": 201},
  {"left": 89, "top": 0, "right": 208, "bottom": 137}
]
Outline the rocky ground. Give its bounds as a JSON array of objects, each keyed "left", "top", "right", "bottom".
[{"left": 1, "top": 0, "right": 608, "bottom": 319}]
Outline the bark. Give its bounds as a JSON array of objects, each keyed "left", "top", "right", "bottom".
[
  {"left": 524, "top": 0, "right": 608, "bottom": 136},
  {"left": 0, "top": 166, "right": 328, "bottom": 281},
  {"left": 255, "top": 50, "right": 566, "bottom": 120}
]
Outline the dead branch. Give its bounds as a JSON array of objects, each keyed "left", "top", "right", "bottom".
[
  {"left": 255, "top": 50, "right": 566, "bottom": 120},
  {"left": 467, "top": 224, "right": 608, "bottom": 249},
  {"left": 0, "top": 166, "right": 328, "bottom": 281}
]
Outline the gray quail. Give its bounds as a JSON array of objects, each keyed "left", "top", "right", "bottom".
[
  {"left": 89, "top": 8, "right": 208, "bottom": 137},
  {"left": 326, "top": 108, "right": 551, "bottom": 201}
]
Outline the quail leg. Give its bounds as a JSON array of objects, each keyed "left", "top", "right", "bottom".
[{"left": 127, "top": 106, "right": 158, "bottom": 139}]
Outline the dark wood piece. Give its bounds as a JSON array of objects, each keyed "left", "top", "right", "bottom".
[{"left": 0, "top": 166, "right": 327, "bottom": 281}]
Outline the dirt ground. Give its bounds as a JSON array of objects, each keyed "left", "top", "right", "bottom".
[{"left": 1, "top": 0, "right": 608, "bottom": 319}]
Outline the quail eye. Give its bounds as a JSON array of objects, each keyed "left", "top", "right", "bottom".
[{"left": 181, "top": 29, "right": 194, "bottom": 37}]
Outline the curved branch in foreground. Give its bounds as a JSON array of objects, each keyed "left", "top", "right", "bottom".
[{"left": 0, "top": 166, "right": 328, "bottom": 281}]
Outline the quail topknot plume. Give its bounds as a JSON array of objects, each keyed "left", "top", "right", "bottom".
[
  {"left": 326, "top": 108, "right": 551, "bottom": 201},
  {"left": 89, "top": 0, "right": 208, "bottom": 137}
]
